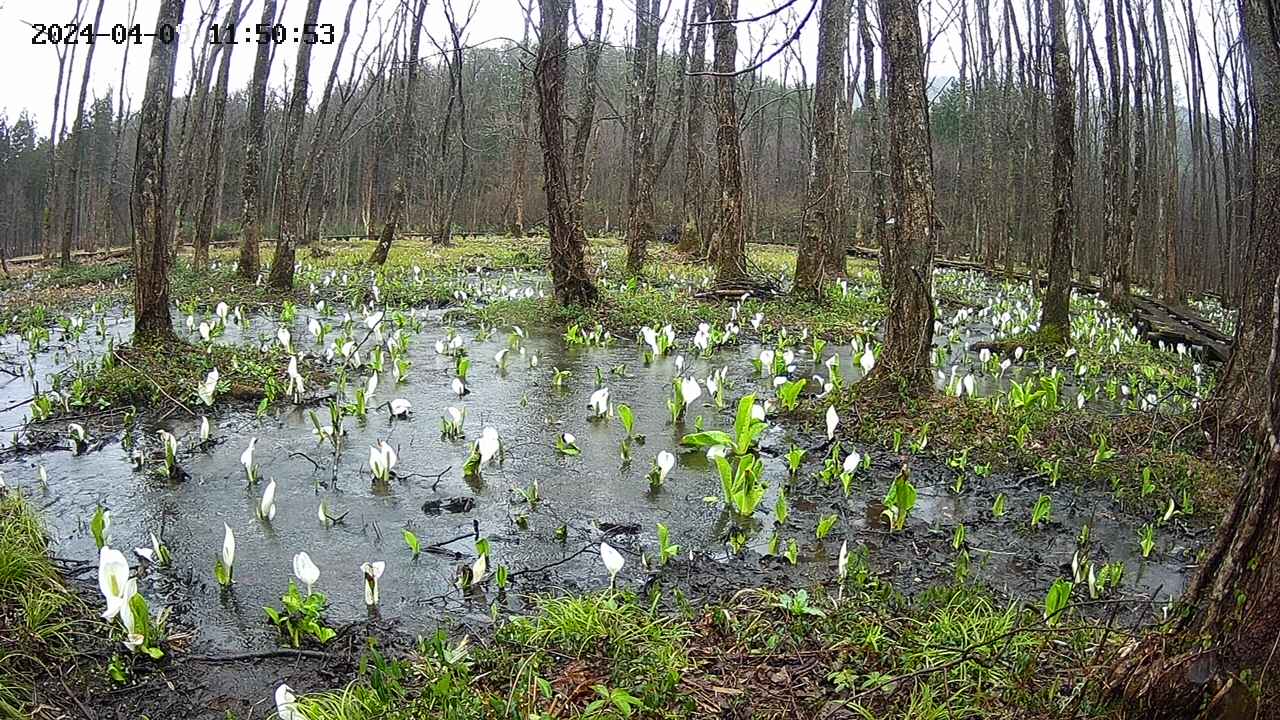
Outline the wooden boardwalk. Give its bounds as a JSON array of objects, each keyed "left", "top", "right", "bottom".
[{"left": 848, "top": 245, "right": 1235, "bottom": 362}]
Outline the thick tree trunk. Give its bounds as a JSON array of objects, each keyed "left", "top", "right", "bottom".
[
  {"left": 1114, "top": 11, "right": 1280, "bottom": 710},
  {"left": 872, "top": 0, "right": 936, "bottom": 387},
  {"left": 795, "top": 0, "right": 851, "bottom": 299},
  {"left": 710, "top": 0, "right": 748, "bottom": 282},
  {"left": 194, "top": 0, "right": 244, "bottom": 272},
  {"left": 536, "top": 0, "right": 598, "bottom": 306},
  {"left": 132, "top": 0, "right": 187, "bottom": 343},
  {"left": 238, "top": 0, "right": 277, "bottom": 279},
  {"left": 625, "top": 0, "right": 661, "bottom": 276},
  {"left": 369, "top": 0, "right": 427, "bottom": 266},
  {"left": 1040, "top": 0, "right": 1075, "bottom": 342},
  {"left": 267, "top": 0, "right": 325, "bottom": 290},
  {"left": 679, "top": 0, "right": 711, "bottom": 255},
  {"left": 1213, "top": 0, "right": 1280, "bottom": 434}
]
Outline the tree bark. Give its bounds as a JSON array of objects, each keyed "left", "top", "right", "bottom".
[
  {"left": 238, "top": 0, "right": 277, "bottom": 279},
  {"left": 710, "top": 0, "right": 748, "bottom": 283},
  {"left": 679, "top": 0, "right": 711, "bottom": 255},
  {"left": 871, "top": 0, "right": 937, "bottom": 387},
  {"left": 536, "top": 0, "right": 599, "bottom": 305},
  {"left": 369, "top": 0, "right": 427, "bottom": 266},
  {"left": 40, "top": 0, "right": 80, "bottom": 260},
  {"left": 59, "top": 0, "right": 107, "bottom": 267},
  {"left": 1212, "top": 0, "right": 1280, "bottom": 435},
  {"left": 1100, "top": 0, "right": 1131, "bottom": 306},
  {"left": 859, "top": 0, "right": 888, "bottom": 293},
  {"left": 508, "top": 16, "right": 533, "bottom": 238},
  {"left": 1040, "top": 0, "right": 1076, "bottom": 342},
  {"left": 1153, "top": 0, "right": 1179, "bottom": 301},
  {"left": 795, "top": 0, "right": 851, "bottom": 300},
  {"left": 194, "top": 0, "right": 244, "bottom": 272},
  {"left": 1112, "top": 8, "right": 1280, "bottom": 696},
  {"left": 132, "top": 0, "right": 187, "bottom": 343},
  {"left": 266, "top": 0, "right": 324, "bottom": 289},
  {"left": 428, "top": 0, "right": 470, "bottom": 248},
  {"left": 1116, "top": 0, "right": 1146, "bottom": 307},
  {"left": 625, "top": 0, "right": 662, "bottom": 276}
]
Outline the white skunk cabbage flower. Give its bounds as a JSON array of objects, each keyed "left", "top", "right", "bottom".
[
  {"left": 369, "top": 440, "right": 398, "bottom": 482},
  {"left": 600, "top": 542, "right": 625, "bottom": 587},
  {"left": 197, "top": 368, "right": 220, "bottom": 406},
  {"left": 588, "top": 387, "right": 610, "bottom": 418},
  {"left": 390, "top": 398, "right": 412, "bottom": 417},
  {"left": 275, "top": 684, "right": 306, "bottom": 720},
  {"left": 241, "top": 437, "right": 258, "bottom": 482},
  {"left": 477, "top": 427, "right": 501, "bottom": 466},
  {"left": 293, "top": 551, "right": 320, "bottom": 594},
  {"left": 656, "top": 451, "right": 675, "bottom": 484},
  {"left": 258, "top": 479, "right": 277, "bottom": 521},
  {"left": 97, "top": 547, "right": 134, "bottom": 621},
  {"left": 362, "top": 561, "right": 385, "bottom": 606}
]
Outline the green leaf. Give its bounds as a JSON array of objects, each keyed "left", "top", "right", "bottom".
[{"left": 680, "top": 430, "right": 734, "bottom": 449}]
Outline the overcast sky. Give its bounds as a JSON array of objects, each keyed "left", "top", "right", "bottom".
[{"left": 0, "top": 0, "right": 1233, "bottom": 135}]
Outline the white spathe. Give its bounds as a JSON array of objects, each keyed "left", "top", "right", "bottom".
[
  {"left": 258, "top": 479, "right": 278, "bottom": 521},
  {"left": 600, "top": 542, "right": 625, "bottom": 585},
  {"left": 477, "top": 427, "right": 501, "bottom": 466},
  {"left": 362, "top": 561, "right": 385, "bottom": 606},
  {"left": 293, "top": 551, "right": 320, "bottom": 594},
  {"left": 656, "top": 451, "right": 675, "bottom": 483}
]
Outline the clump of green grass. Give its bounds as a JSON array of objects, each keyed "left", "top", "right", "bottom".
[
  {"left": 293, "top": 582, "right": 1125, "bottom": 720},
  {"left": 53, "top": 338, "right": 323, "bottom": 412},
  {"left": 0, "top": 491, "right": 93, "bottom": 716}
]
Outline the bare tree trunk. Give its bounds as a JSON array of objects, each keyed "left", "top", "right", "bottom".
[
  {"left": 1153, "top": 0, "right": 1179, "bottom": 300},
  {"left": 536, "top": 0, "right": 598, "bottom": 305},
  {"left": 1040, "top": 0, "right": 1076, "bottom": 342},
  {"left": 1212, "top": 0, "right": 1280, "bottom": 434},
  {"left": 194, "top": 0, "right": 245, "bottom": 271},
  {"left": 569, "top": 0, "right": 604, "bottom": 214},
  {"left": 1112, "top": 11, "right": 1280, "bottom": 706},
  {"left": 132, "top": 0, "right": 188, "bottom": 343},
  {"left": 107, "top": 1, "right": 140, "bottom": 250},
  {"left": 872, "top": 0, "right": 937, "bottom": 387},
  {"left": 710, "top": 0, "right": 748, "bottom": 282},
  {"left": 267, "top": 0, "right": 324, "bottom": 289},
  {"left": 859, "top": 0, "right": 888, "bottom": 292},
  {"left": 625, "top": 0, "right": 661, "bottom": 275},
  {"left": 238, "top": 0, "right": 277, "bottom": 279},
  {"left": 41, "top": 0, "right": 81, "bottom": 260},
  {"left": 369, "top": 0, "right": 427, "bottom": 266},
  {"left": 508, "top": 16, "right": 532, "bottom": 237},
  {"left": 1100, "top": 0, "right": 1131, "bottom": 305},
  {"left": 1113, "top": 0, "right": 1147, "bottom": 307},
  {"left": 679, "top": 0, "right": 711, "bottom": 254},
  {"left": 59, "top": 0, "right": 108, "bottom": 267},
  {"left": 795, "top": 0, "right": 851, "bottom": 299},
  {"left": 430, "top": 0, "right": 470, "bottom": 248},
  {"left": 299, "top": 0, "right": 363, "bottom": 250}
]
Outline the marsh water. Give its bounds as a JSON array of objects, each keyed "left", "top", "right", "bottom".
[{"left": 0, "top": 272, "right": 1201, "bottom": 654}]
